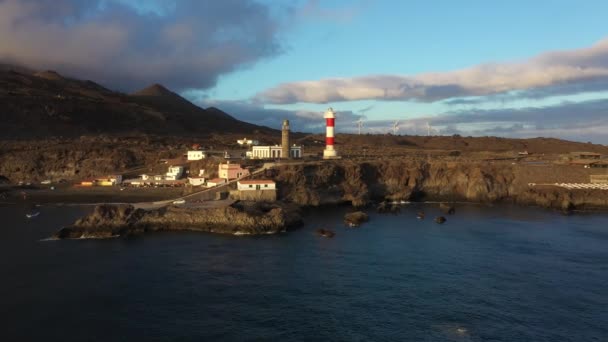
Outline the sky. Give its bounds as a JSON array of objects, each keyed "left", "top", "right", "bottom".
[{"left": 1, "top": 0, "right": 608, "bottom": 143}]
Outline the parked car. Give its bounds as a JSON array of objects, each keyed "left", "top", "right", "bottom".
[{"left": 172, "top": 199, "right": 186, "bottom": 205}]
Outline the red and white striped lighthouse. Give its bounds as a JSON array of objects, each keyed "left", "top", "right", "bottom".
[{"left": 323, "top": 107, "right": 339, "bottom": 159}]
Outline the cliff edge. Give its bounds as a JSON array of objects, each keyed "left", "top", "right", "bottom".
[{"left": 274, "top": 160, "right": 608, "bottom": 211}]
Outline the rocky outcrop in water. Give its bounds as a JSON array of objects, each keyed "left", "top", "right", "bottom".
[
  {"left": 54, "top": 201, "right": 302, "bottom": 239},
  {"left": 344, "top": 211, "right": 369, "bottom": 227}
]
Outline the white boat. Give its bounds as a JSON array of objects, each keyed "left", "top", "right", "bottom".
[{"left": 26, "top": 212, "right": 40, "bottom": 218}]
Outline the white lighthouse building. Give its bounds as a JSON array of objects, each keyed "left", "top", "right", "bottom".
[{"left": 323, "top": 108, "right": 339, "bottom": 159}]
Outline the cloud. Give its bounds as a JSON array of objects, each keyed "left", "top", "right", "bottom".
[
  {"left": 193, "top": 93, "right": 608, "bottom": 143},
  {"left": 194, "top": 97, "right": 363, "bottom": 133},
  {"left": 256, "top": 38, "right": 608, "bottom": 104},
  {"left": 0, "top": 0, "right": 287, "bottom": 91},
  {"left": 400, "top": 99, "right": 608, "bottom": 143}
]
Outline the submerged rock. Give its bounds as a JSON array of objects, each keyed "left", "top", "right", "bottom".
[
  {"left": 316, "top": 228, "right": 335, "bottom": 238},
  {"left": 435, "top": 216, "right": 447, "bottom": 224},
  {"left": 344, "top": 211, "right": 369, "bottom": 227}
]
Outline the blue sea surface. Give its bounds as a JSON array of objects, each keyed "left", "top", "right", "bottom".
[{"left": 1, "top": 203, "right": 607, "bottom": 341}]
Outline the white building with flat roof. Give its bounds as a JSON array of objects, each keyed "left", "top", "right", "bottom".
[
  {"left": 235, "top": 179, "right": 277, "bottom": 201},
  {"left": 165, "top": 166, "right": 184, "bottom": 180},
  {"left": 237, "top": 179, "right": 276, "bottom": 190},
  {"left": 188, "top": 177, "right": 206, "bottom": 186},
  {"left": 251, "top": 145, "right": 302, "bottom": 159},
  {"left": 187, "top": 150, "right": 206, "bottom": 160}
]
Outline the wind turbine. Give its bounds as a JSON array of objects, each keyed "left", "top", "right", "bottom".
[
  {"left": 392, "top": 120, "right": 400, "bottom": 135},
  {"left": 356, "top": 118, "right": 364, "bottom": 135},
  {"left": 427, "top": 122, "right": 432, "bottom": 136}
]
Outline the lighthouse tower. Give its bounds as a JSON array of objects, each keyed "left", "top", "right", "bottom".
[
  {"left": 323, "top": 108, "right": 339, "bottom": 159},
  {"left": 281, "top": 119, "right": 290, "bottom": 159}
]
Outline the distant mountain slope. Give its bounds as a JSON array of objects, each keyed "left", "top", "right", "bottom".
[{"left": 0, "top": 69, "right": 276, "bottom": 138}]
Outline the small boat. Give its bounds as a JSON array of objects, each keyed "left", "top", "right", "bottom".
[
  {"left": 416, "top": 211, "right": 425, "bottom": 219},
  {"left": 26, "top": 212, "right": 40, "bottom": 219}
]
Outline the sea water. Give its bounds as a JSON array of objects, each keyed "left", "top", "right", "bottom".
[{"left": 1, "top": 203, "right": 607, "bottom": 341}]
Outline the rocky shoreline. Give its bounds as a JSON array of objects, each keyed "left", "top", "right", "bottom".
[
  {"left": 51, "top": 159, "right": 608, "bottom": 239},
  {"left": 54, "top": 201, "right": 302, "bottom": 239},
  {"left": 273, "top": 160, "right": 608, "bottom": 211}
]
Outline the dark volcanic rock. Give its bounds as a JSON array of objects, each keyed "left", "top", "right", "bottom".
[
  {"left": 316, "top": 228, "right": 335, "bottom": 238},
  {"left": 274, "top": 160, "right": 608, "bottom": 211},
  {"left": 53, "top": 202, "right": 302, "bottom": 239},
  {"left": 55, "top": 204, "right": 146, "bottom": 239},
  {"left": 344, "top": 211, "right": 369, "bottom": 227},
  {"left": 76, "top": 204, "right": 145, "bottom": 228},
  {"left": 440, "top": 203, "right": 456, "bottom": 214}
]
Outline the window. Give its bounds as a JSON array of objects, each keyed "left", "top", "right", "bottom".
[
  {"left": 264, "top": 184, "right": 268, "bottom": 188},
  {"left": 249, "top": 185, "right": 253, "bottom": 188}
]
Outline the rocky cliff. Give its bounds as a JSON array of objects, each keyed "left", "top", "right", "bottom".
[{"left": 274, "top": 160, "right": 608, "bottom": 210}]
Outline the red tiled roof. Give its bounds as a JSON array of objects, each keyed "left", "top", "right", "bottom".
[{"left": 208, "top": 178, "right": 226, "bottom": 183}]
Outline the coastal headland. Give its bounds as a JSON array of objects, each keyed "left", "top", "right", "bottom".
[
  {"left": 46, "top": 158, "right": 608, "bottom": 239},
  {"left": 54, "top": 201, "right": 302, "bottom": 238}
]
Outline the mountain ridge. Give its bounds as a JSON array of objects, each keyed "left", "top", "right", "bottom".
[
  {"left": 0, "top": 68, "right": 277, "bottom": 138},
  {"left": 132, "top": 83, "right": 178, "bottom": 97}
]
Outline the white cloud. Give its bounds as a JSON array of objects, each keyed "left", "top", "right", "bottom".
[
  {"left": 195, "top": 97, "right": 363, "bottom": 133},
  {"left": 256, "top": 38, "right": 608, "bottom": 104}
]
